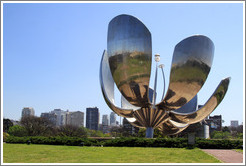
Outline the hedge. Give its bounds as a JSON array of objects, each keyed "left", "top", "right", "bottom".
[
  {"left": 5, "top": 136, "right": 243, "bottom": 149},
  {"left": 195, "top": 138, "right": 243, "bottom": 149},
  {"left": 103, "top": 137, "right": 188, "bottom": 148},
  {"left": 6, "top": 136, "right": 100, "bottom": 146}
]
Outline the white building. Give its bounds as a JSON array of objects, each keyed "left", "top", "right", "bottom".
[
  {"left": 231, "top": 120, "right": 239, "bottom": 127},
  {"left": 22, "top": 107, "right": 35, "bottom": 117},
  {"left": 51, "top": 109, "right": 68, "bottom": 126},
  {"left": 41, "top": 109, "right": 85, "bottom": 127},
  {"left": 110, "top": 112, "right": 116, "bottom": 126},
  {"left": 41, "top": 112, "right": 57, "bottom": 125},
  {"left": 102, "top": 115, "right": 109, "bottom": 126},
  {"left": 66, "top": 111, "right": 84, "bottom": 127}
]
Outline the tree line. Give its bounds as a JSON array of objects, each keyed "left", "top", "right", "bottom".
[
  {"left": 3, "top": 117, "right": 243, "bottom": 139},
  {"left": 4, "top": 116, "right": 109, "bottom": 138}
]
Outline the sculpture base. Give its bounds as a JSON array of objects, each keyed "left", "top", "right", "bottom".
[
  {"left": 188, "top": 132, "right": 196, "bottom": 145},
  {"left": 146, "top": 127, "right": 154, "bottom": 138}
]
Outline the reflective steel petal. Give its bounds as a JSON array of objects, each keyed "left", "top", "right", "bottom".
[
  {"left": 127, "top": 117, "right": 145, "bottom": 128},
  {"left": 132, "top": 107, "right": 168, "bottom": 128},
  {"left": 171, "top": 95, "right": 198, "bottom": 114},
  {"left": 157, "top": 35, "right": 214, "bottom": 110},
  {"left": 107, "top": 14, "right": 152, "bottom": 107},
  {"left": 169, "top": 77, "right": 230, "bottom": 124},
  {"left": 158, "top": 120, "right": 189, "bottom": 135},
  {"left": 121, "top": 95, "right": 141, "bottom": 110},
  {"left": 100, "top": 50, "right": 134, "bottom": 118}
]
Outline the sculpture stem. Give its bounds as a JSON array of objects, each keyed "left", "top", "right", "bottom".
[
  {"left": 146, "top": 127, "right": 154, "bottom": 138},
  {"left": 160, "top": 65, "right": 165, "bottom": 100},
  {"left": 152, "top": 62, "right": 158, "bottom": 108}
]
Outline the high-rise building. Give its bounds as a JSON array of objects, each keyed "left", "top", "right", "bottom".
[
  {"left": 41, "top": 112, "right": 57, "bottom": 126},
  {"left": 102, "top": 115, "right": 109, "bottom": 126},
  {"left": 110, "top": 112, "right": 116, "bottom": 126},
  {"left": 102, "top": 114, "right": 109, "bottom": 133},
  {"left": 51, "top": 109, "right": 67, "bottom": 126},
  {"left": 231, "top": 120, "right": 239, "bottom": 127},
  {"left": 123, "top": 117, "right": 139, "bottom": 135},
  {"left": 22, "top": 107, "right": 35, "bottom": 117},
  {"left": 66, "top": 111, "right": 84, "bottom": 127},
  {"left": 86, "top": 107, "right": 99, "bottom": 130}
]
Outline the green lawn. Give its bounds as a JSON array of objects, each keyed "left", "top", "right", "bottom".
[
  {"left": 233, "top": 149, "right": 243, "bottom": 153},
  {"left": 3, "top": 143, "right": 221, "bottom": 163}
]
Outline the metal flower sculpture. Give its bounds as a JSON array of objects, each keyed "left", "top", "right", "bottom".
[{"left": 100, "top": 14, "right": 230, "bottom": 138}]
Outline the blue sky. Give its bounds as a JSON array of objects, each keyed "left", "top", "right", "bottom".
[{"left": 2, "top": 2, "right": 244, "bottom": 127}]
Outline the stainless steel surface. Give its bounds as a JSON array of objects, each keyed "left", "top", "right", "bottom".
[
  {"left": 169, "top": 77, "right": 230, "bottom": 124},
  {"left": 101, "top": 14, "right": 231, "bottom": 136},
  {"left": 159, "top": 64, "right": 165, "bottom": 101},
  {"left": 157, "top": 35, "right": 214, "bottom": 111},
  {"left": 100, "top": 50, "right": 134, "bottom": 118},
  {"left": 152, "top": 62, "right": 158, "bottom": 107},
  {"left": 132, "top": 107, "right": 168, "bottom": 128},
  {"left": 121, "top": 95, "right": 140, "bottom": 110},
  {"left": 107, "top": 14, "right": 152, "bottom": 107},
  {"left": 158, "top": 120, "right": 189, "bottom": 135},
  {"left": 171, "top": 95, "right": 197, "bottom": 114},
  {"left": 127, "top": 117, "right": 145, "bottom": 128}
]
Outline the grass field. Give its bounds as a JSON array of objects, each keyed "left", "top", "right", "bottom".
[
  {"left": 233, "top": 149, "right": 243, "bottom": 153},
  {"left": 3, "top": 143, "right": 221, "bottom": 163}
]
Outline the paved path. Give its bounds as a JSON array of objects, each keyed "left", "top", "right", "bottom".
[{"left": 202, "top": 149, "right": 243, "bottom": 163}]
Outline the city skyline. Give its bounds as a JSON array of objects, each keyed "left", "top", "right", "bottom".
[
  {"left": 19, "top": 106, "right": 120, "bottom": 128},
  {"left": 2, "top": 2, "right": 244, "bottom": 127},
  {"left": 4, "top": 105, "right": 242, "bottom": 127}
]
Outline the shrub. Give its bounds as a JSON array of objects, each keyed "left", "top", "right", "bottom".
[
  {"left": 8, "top": 125, "right": 28, "bottom": 137},
  {"left": 5, "top": 136, "right": 243, "bottom": 149},
  {"left": 3, "top": 132, "right": 9, "bottom": 142},
  {"left": 6, "top": 136, "right": 99, "bottom": 146},
  {"left": 195, "top": 138, "right": 243, "bottom": 149},
  {"left": 5, "top": 136, "right": 29, "bottom": 144},
  {"left": 103, "top": 137, "right": 188, "bottom": 148}
]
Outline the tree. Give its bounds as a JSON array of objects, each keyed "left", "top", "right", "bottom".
[
  {"left": 20, "top": 116, "right": 56, "bottom": 136},
  {"left": 87, "top": 129, "right": 107, "bottom": 137},
  {"left": 137, "top": 128, "right": 146, "bottom": 137},
  {"left": 8, "top": 125, "right": 28, "bottom": 137},
  {"left": 210, "top": 131, "right": 231, "bottom": 139},
  {"left": 229, "top": 125, "right": 243, "bottom": 138},
  {"left": 137, "top": 128, "right": 168, "bottom": 138},
  {"left": 222, "top": 126, "right": 230, "bottom": 132},
  {"left": 3, "top": 118, "right": 13, "bottom": 132},
  {"left": 154, "top": 128, "right": 166, "bottom": 138},
  {"left": 109, "top": 126, "right": 124, "bottom": 137},
  {"left": 236, "top": 133, "right": 243, "bottom": 139},
  {"left": 58, "top": 125, "right": 87, "bottom": 137}
]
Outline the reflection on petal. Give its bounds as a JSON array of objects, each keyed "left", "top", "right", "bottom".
[
  {"left": 128, "top": 118, "right": 145, "bottom": 128},
  {"left": 100, "top": 50, "right": 134, "bottom": 118},
  {"left": 108, "top": 14, "right": 152, "bottom": 107},
  {"left": 133, "top": 107, "right": 168, "bottom": 128},
  {"left": 126, "top": 117, "right": 137, "bottom": 123},
  {"left": 157, "top": 35, "right": 214, "bottom": 111},
  {"left": 158, "top": 120, "right": 189, "bottom": 135},
  {"left": 169, "top": 119, "right": 189, "bottom": 128},
  {"left": 171, "top": 95, "right": 197, "bottom": 114},
  {"left": 121, "top": 95, "right": 140, "bottom": 110},
  {"left": 169, "top": 77, "right": 230, "bottom": 124}
]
